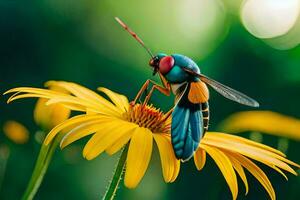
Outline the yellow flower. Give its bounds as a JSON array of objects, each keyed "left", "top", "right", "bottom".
[
  {"left": 4, "top": 81, "right": 179, "bottom": 188},
  {"left": 3, "top": 121, "right": 29, "bottom": 144},
  {"left": 194, "top": 132, "right": 300, "bottom": 200},
  {"left": 219, "top": 111, "right": 300, "bottom": 141},
  {"left": 34, "top": 84, "right": 71, "bottom": 130},
  {"left": 4, "top": 81, "right": 299, "bottom": 198}
]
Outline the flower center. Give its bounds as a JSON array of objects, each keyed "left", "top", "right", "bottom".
[{"left": 123, "top": 104, "right": 171, "bottom": 133}]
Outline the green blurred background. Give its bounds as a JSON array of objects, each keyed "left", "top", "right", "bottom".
[{"left": 0, "top": 0, "right": 300, "bottom": 199}]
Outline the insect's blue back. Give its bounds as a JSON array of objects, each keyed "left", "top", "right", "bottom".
[
  {"left": 172, "top": 54, "right": 200, "bottom": 74},
  {"left": 166, "top": 54, "right": 205, "bottom": 160},
  {"left": 171, "top": 84, "right": 204, "bottom": 161},
  {"left": 165, "top": 54, "right": 200, "bottom": 83}
]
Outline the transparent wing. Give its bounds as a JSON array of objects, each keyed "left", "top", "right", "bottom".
[
  {"left": 200, "top": 74, "right": 259, "bottom": 107},
  {"left": 182, "top": 67, "right": 259, "bottom": 107}
]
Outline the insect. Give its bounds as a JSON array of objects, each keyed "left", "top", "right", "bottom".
[{"left": 115, "top": 17, "right": 259, "bottom": 161}]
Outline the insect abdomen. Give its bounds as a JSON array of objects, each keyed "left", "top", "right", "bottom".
[{"left": 201, "top": 102, "right": 209, "bottom": 132}]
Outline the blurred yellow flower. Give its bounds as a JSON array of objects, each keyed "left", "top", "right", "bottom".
[
  {"left": 3, "top": 121, "right": 29, "bottom": 144},
  {"left": 195, "top": 132, "right": 299, "bottom": 200},
  {"left": 4, "top": 82, "right": 300, "bottom": 199},
  {"left": 219, "top": 111, "right": 300, "bottom": 141},
  {"left": 5, "top": 81, "right": 179, "bottom": 188},
  {"left": 33, "top": 85, "right": 71, "bottom": 130}
]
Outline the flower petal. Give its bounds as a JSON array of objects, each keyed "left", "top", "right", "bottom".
[
  {"left": 171, "top": 156, "right": 180, "bottom": 182},
  {"left": 8, "top": 93, "right": 51, "bottom": 103},
  {"left": 60, "top": 118, "right": 113, "bottom": 148},
  {"left": 46, "top": 96, "right": 120, "bottom": 117},
  {"left": 201, "top": 144, "right": 238, "bottom": 200},
  {"left": 34, "top": 97, "right": 71, "bottom": 130},
  {"left": 46, "top": 81, "right": 121, "bottom": 114},
  {"left": 5, "top": 86, "right": 122, "bottom": 117},
  {"left": 83, "top": 121, "right": 137, "bottom": 160},
  {"left": 7, "top": 93, "right": 91, "bottom": 113},
  {"left": 202, "top": 133, "right": 299, "bottom": 173},
  {"left": 153, "top": 134, "right": 180, "bottom": 183},
  {"left": 194, "top": 148, "right": 206, "bottom": 171},
  {"left": 228, "top": 152, "right": 276, "bottom": 200},
  {"left": 5, "top": 87, "right": 63, "bottom": 98},
  {"left": 207, "top": 132, "right": 286, "bottom": 157},
  {"left": 227, "top": 153, "right": 249, "bottom": 195},
  {"left": 98, "top": 87, "right": 129, "bottom": 112},
  {"left": 44, "top": 114, "right": 105, "bottom": 145},
  {"left": 105, "top": 130, "right": 134, "bottom": 155},
  {"left": 124, "top": 128, "right": 153, "bottom": 188}
]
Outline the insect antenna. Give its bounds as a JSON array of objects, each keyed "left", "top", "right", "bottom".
[{"left": 115, "top": 17, "right": 154, "bottom": 58}]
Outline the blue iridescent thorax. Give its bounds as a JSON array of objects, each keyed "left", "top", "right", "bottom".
[
  {"left": 164, "top": 54, "right": 200, "bottom": 83},
  {"left": 172, "top": 54, "right": 200, "bottom": 74}
]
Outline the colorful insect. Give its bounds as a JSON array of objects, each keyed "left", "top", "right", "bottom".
[{"left": 115, "top": 17, "right": 259, "bottom": 161}]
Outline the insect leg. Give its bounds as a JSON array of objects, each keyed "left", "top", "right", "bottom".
[
  {"left": 132, "top": 80, "right": 151, "bottom": 105},
  {"left": 143, "top": 82, "right": 171, "bottom": 105},
  {"left": 143, "top": 74, "right": 171, "bottom": 105},
  {"left": 132, "top": 73, "right": 170, "bottom": 105}
]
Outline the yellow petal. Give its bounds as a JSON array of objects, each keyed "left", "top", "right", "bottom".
[
  {"left": 59, "top": 102, "right": 87, "bottom": 112},
  {"left": 46, "top": 97, "right": 120, "bottom": 117},
  {"left": 86, "top": 108, "right": 98, "bottom": 115},
  {"left": 6, "top": 90, "right": 86, "bottom": 112},
  {"left": 60, "top": 118, "right": 112, "bottom": 148},
  {"left": 83, "top": 121, "right": 137, "bottom": 160},
  {"left": 124, "top": 128, "right": 153, "bottom": 188},
  {"left": 194, "top": 148, "right": 206, "bottom": 171},
  {"left": 5, "top": 86, "right": 122, "bottom": 117},
  {"left": 153, "top": 134, "right": 180, "bottom": 183},
  {"left": 46, "top": 81, "right": 121, "bottom": 114},
  {"left": 8, "top": 93, "right": 50, "bottom": 103},
  {"left": 267, "top": 165, "right": 288, "bottom": 181},
  {"left": 219, "top": 111, "right": 300, "bottom": 141},
  {"left": 34, "top": 98, "right": 71, "bottom": 130},
  {"left": 201, "top": 144, "right": 238, "bottom": 200},
  {"left": 206, "top": 132, "right": 286, "bottom": 157},
  {"left": 4, "top": 87, "right": 63, "bottom": 98},
  {"left": 33, "top": 85, "right": 71, "bottom": 130},
  {"left": 202, "top": 133, "right": 299, "bottom": 174},
  {"left": 46, "top": 81, "right": 101, "bottom": 102},
  {"left": 106, "top": 130, "right": 134, "bottom": 155},
  {"left": 44, "top": 114, "right": 105, "bottom": 145},
  {"left": 98, "top": 87, "right": 129, "bottom": 112},
  {"left": 227, "top": 153, "right": 249, "bottom": 195},
  {"left": 171, "top": 156, "right": 180, "bottom": 182},
  {"left": 228, "top": 152, "right": 276, "bottom": 200}
]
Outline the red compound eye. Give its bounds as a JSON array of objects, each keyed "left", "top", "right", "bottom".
[{"left": 159, "top": 56, "right": 174, "bottom": 74}]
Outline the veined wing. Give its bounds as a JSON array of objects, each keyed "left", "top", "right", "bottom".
[{"left": 182, "top": 67, "right": 259, "bottom": 107}]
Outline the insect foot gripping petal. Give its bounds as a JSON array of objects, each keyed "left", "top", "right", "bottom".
[{"left": 171, "top": 88, "right": 204, "bottom": 161}]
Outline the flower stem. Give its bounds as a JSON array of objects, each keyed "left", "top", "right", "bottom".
[
  {"left": 103, "top": 144, "right": 129, "bottom": 200},
  {"left": 0, "top": 144, "right": 10, "bottom": 193},
  {"left": 22, "top": 133, "right": 62, "bottom": 200}
]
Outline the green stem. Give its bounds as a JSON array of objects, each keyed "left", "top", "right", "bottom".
[
  {"left": 0, "top": 144, "right": 10, "bottom": 193},
  {"left": 102, "top": 144, "right": 129, "bottom": 200},
  {"left": 22, "top": 133, "right": 62, "bottom": 200}
]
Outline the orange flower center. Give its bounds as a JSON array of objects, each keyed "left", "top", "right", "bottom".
[{"left": 124, "top": 104, "right": 171, "bottom": 133}]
